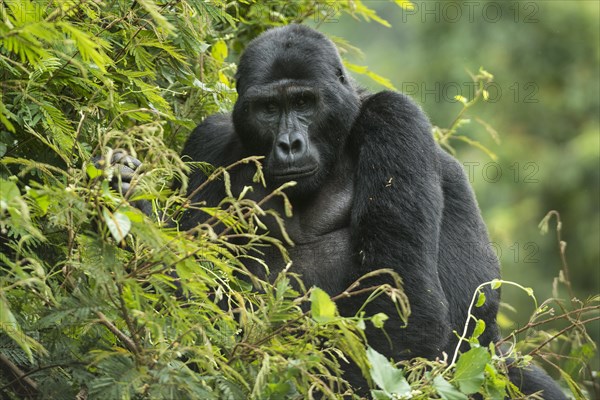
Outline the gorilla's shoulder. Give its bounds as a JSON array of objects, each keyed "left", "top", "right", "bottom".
[
  {"left": 189, "top": 113, "right": 234, "bottom": 141},
  {"left": 181, "top": 113, "right": 240, "bottom": 166},
  {"left": 361, "top": 91, "right": 428, "bottom": 121},
  {"left": 353, "top": 90, "right": 432, "bottom": 146}
]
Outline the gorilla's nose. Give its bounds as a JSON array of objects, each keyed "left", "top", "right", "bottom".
[{"left": 275, "top": 132, "right": 307, "bottom": 162}]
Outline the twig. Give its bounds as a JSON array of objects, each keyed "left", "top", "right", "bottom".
[
  {"left": 0, "top": 361, "right": 85, "bottom": 392},
  {"left": 497, "top": 304, "right": 600, "bottom": 346},
  {"left": 0, "top": 353, "right": 38, "bottom": 396},
  {"left": 95, "top": 311, "right": 138, "bottom": 354},
  {"left": 169, "top": 156, "right": 264, "bottom": 222},
  {"left": 117, "top": 283, "right": 143, "bottom": 355},
  {"left": 543, "top": 211, "right": 574, "bottom": 300},
  {"left": 528, "top": 316, "right": 600, "bottom": 357}
]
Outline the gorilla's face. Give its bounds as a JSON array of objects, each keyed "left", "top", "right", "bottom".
[
  {"left": 232, "top": 25, "right": 360, "bottom": 196},
  {"left": 242, "top": 83, "right": 321, "bottom": 184}
]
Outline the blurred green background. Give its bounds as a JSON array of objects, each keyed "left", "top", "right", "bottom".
[{"left": 318, "top": 0, "right": 599, "bottom": 350}]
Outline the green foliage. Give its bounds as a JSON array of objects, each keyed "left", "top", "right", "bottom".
[
  {"left": 453, "top": 347, "right": 490, "bottom": 394},
  {"left": 310, "top": 287, "right": 338, "bottom": 323},
  {"left": 432, "top": 68, "right": 500, "bottom": 161},
  {"left": 321, "top": 3, "right": 600, "bottom": 374},
  {"left": 367, "top": 346, "right": 411, "bottom": 399},
  {"left": 0, "top": 1, "right": 597, "bottom": 399},
  {"left": 0, "top": 1, "right": 407, "bottom": 398}
]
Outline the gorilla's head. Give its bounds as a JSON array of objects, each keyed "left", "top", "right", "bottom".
[{"left": 232, "top": 25, "right": 360, "bottom": 196}]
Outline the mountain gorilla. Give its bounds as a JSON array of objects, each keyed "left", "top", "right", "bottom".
[{"left": 114, "top": 24, "right": 566, "bottom": 398}]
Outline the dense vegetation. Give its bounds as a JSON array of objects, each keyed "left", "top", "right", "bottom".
[
  {"left": 321, "top": 0, "right": 600, "bottom": 351},
  {"left": 0, "top": 1, "right": 597, "bottom": 399}
]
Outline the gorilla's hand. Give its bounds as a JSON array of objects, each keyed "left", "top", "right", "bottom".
[{"left": 93, "top": 150, "right": 152, "bottom": 215}]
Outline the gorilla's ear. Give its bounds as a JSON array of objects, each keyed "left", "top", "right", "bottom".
[{"left": 337, "top": 68, "right": 346, "bottom": 84}]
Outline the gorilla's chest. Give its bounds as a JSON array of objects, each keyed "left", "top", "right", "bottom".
[
  {"left": 287, "top": 227, "right": 354, "bottom": 294},
  {"left": 258, "top": 172, "right": 355, "bottom": 295}
]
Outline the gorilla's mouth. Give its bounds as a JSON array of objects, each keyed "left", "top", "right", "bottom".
[{"left": 273, "top": 166, "right": 319, "bottom": 181}]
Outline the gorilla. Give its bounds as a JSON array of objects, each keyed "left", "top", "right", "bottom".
[{"left": 113, "top": 24, "right": 566, "bottom": 398}]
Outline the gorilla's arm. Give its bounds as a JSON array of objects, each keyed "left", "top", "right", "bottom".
[
  {"left": 179, "top": 113, "right": 249, "bottom": 229},
  {"left": 350, "top": 91, "right": 451, "bottom": 359}
]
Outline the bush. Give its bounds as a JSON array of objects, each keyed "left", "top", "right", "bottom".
[{"left": 1, "top": 1, "right": 597, "bottom": 399}]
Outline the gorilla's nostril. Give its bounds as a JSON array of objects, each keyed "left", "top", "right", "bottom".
[
  {"left": 290, "top": 138, "right": 304, "bottom": 153},
  {"left": 277, "top": 136, "right": 305, "bottom": 157},
  {"left": 277, "top": 140, "right": 291, "bottom": 153}
]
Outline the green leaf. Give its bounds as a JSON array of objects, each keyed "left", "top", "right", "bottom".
[
  {"left": 395, "top": 1, "right": 415, "bottom": 11},
  {"left": 475, "top": 290, "right": 486, "bottom": 307},
  {"left": 453, "top": 347, "right": 491, "bottom": 394},
  {"left": 558, "top": 368, "right": 587, "bottom": 399},
  {"left": 86, "top": 163, "right": 103, "bottom": 179},
  {"left": 135, "top": 0, "right": 175, "bottom": 33},
  {"left": 0, "top": 295, "right": 46, "bottom": 361},
  {"left": 344, "top": 61, "right": 396, "bottom": 90},
  {"left": 483, "top": 364, "right": 508, "bottom": 400},
  {"left": 0, "top": 179, "right": 20, "bottom": 204},
  {"left": 471, "top": 319, "right": 486, "bottom": 340},
  {"left": 0, "top": 97, "right": 16, "bottom": 133},
  {"left": 357, "top": 318, "right": 366, "bottom": 330},
  {"left": 122, "top": 208, "right": 145, "bottom": 223},
  {"left": 353, "top": 1, "right": 391, "bottom": 27},
  {"left": 367, "top": 346, "right": 411, "bottom": 396},
  {"left": 371, "top": 312, "right": 389, "bottom": 328},
  {"left": 0, "top": 295, "right": 31, "bottom": 360},
  {"left": 454, "top": 135, "right": 498, "bottom": 161},
  {"left": 58, "top": 22, "right": 111, "bottom": 72},
  {"left": 102, "top": 208, "right": 131, "bottom": 242},
  {"left": 29, "top": 189, "right": 50, "bottom": 215},
  {"left": 433, "top": 375, "right": 467, "bottom": 400},
  {"left": 371, "top": 390, "right": 391, "bottom": 399},
  {"left": 39, "top": 102, "right": 75, "bottom": 153},
  {"left": 211, "top": 40, "right": 228, "bottom": 63},
  {"left": 310, "top": 287, "right": 337, "bottom": 323}
]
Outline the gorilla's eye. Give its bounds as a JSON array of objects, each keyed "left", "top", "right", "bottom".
[
  {"left": 259, "top": 100, "right": 278, "bottom": 114},
  {"left": 294, "top": 94, "right": 313, "bottom": 110}
]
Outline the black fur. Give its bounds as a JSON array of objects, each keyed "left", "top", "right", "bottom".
[{"left": 178, "top": 25, "right": 566, "bottom": 398}]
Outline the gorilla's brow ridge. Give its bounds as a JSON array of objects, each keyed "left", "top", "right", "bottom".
[{"left": 244, "top": 82, "right": 319, "bottom": 102}]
